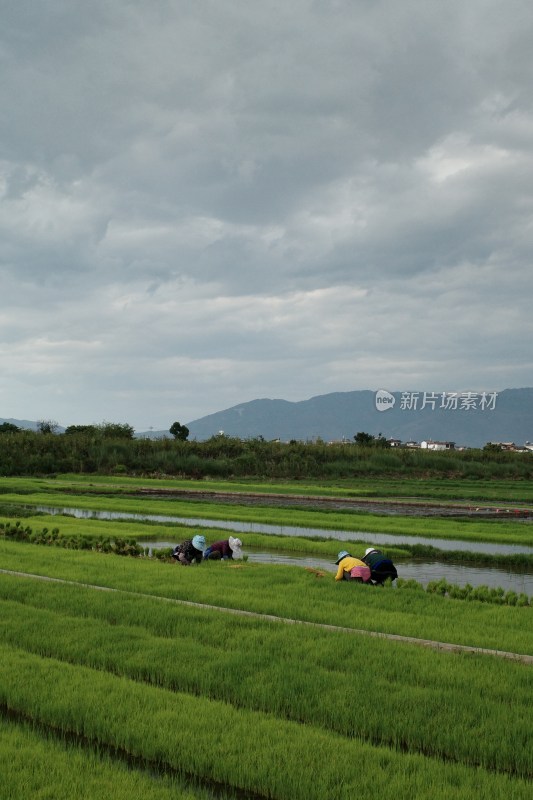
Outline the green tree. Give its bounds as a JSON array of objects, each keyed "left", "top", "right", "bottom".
[
  {"left": 65, "top": 425, "right": 98, "bottom": 436},
  {"left": 483, "top": 442, "right": 502, "bottom": 452},
  {"left": 353, "top": 431, "right": 374, "bottom": 446},
  {"left": 37, "top": 419, "right": 60, "bottom": 434},
  {"left": 353, "top": 431, "right": 390, "bottom": 448},
  {"left": 0, "top": 422, "right": 21, "bottom": 433},
  {"left": 169, "top": 421, "right": 189, "bottom": 441},
  {"left": 96, "top": 422, "right": 135, "bottom": 439}
]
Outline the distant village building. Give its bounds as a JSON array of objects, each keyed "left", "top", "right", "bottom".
[
  {"left": 487, "top": 441, "right": 533, "bottom": 452},
  {"left": 420, "top": 440, "right": 456, "bottom": 451}
]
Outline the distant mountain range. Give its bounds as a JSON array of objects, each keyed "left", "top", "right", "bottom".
[
  {"left": 178, "top": 388, "right": 532, "bottom": 448},
  {"left": 3, "top": 388, "right": 532, "bottom": 448},
  {"left": 0, "top": 418, "right": 66, "bottom": 433}
]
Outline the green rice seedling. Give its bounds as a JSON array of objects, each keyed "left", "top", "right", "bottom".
[
  {"left": 0, "top": 718, "right": 220, "bottom": 800},
  {"left": 1, "top": 643, "right": 532, "bottom": 799},
  {"left": 5, "top": 509, "right": 533, "bottom": 576},
  {"left": 504, "top": 589, "right": 518, "bottom": 606},
  {"left": 396, "top": 577, "right": 425, "bottom": 591},
  {"left": 1, "top": 574, "right": 532, "bottom": 777}
]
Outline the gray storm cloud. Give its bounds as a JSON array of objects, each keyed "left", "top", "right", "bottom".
[{"left": 1, "top": 0, "right": 532, "bottom": 428}]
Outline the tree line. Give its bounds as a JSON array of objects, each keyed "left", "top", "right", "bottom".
[{"left": 0, "top": 424, "right": 531, "bottom": 478}]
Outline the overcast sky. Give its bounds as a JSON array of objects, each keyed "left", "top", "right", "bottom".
[{"left": 1, "top": 0, "right": 532, "bottom": 431}]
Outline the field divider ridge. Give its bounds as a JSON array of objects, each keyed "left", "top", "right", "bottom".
[{"left": 2, "top": 568, "right": 532, "bottom": 665}]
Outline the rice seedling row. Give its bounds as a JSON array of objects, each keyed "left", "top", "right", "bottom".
[
  {"left": 2, "top": 641, "right": 533, "bottom": 800},
  {"left": 0, "top": 717, "right": 218, "bottom": 800},
  {"left": 4, "top": 516, "right": 533, "bottom": 599},
  {"left": 1, "top": 578, "right": 532, "bottom": 778},
  {"left": 2, "top": 535, "right": 532, "bottom": 799},
  {"left": 2, "top": 467, "right": 531, "bottom": 797}
]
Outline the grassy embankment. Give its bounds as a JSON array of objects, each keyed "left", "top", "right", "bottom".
[{"left": 1, "top": 541, "right": 532, "bottom": 800}]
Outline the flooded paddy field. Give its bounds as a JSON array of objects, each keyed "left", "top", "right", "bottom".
[
  {"left": 34, "top": 505, "right": 533, "bottom": 555},
  {"left": 29, "top": 503, "right": 533, "bottom": 594}
]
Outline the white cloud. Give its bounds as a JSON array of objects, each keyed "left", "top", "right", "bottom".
[{"left": 417, "top": 135, "right": 512, "bottom": 183}]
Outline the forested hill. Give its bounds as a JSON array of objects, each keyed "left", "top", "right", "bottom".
[{"left": 184, "top": 388, "right": 533, "bottom": 447}]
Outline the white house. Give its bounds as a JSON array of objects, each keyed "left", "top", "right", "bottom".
[{"left": 420, "top": 440, "right": 456, "bottom": 451}]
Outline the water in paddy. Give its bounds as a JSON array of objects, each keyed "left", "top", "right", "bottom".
[
  {"left": 33, "top": 506, "right": 533, "bottom": 594},
  {"left": 34, "top": 505, "right": 533, "bottom": 555}
]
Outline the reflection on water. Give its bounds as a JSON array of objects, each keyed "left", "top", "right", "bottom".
[
  {"left": 138, "top": 541, "right": 533, "bottom": 595},
  {"left": 34, "top": 505, "right": 533, "bottom": 556}
]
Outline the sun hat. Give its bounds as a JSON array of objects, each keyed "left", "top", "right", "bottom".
[
  {"left": 229, "top": 536, "right": 243, "bottom": 559},
  {"left": 229, "top": 536, "right": 242, "bottom": 550},
  {"left": 335, "top": 550, "right": 351, "bottom": 565},
  {"left": 365, "top": 547, "right": 378, "bottom": 556},
  {"left": 192, "top": 534, "right": 206, "bottom": 552}
]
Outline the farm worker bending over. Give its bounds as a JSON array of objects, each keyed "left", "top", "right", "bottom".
[
  {"left": 172, "top": 534, "right": 206, "bottom": 565},
  {"left": 334, "top": 550, "right": 372, "bottom": 583},
  {"left": 204, "top": 536, "right": 243, "bottom": 560},
  {"left": 361, "top": 547, "right": 398, "bottom": 584}
]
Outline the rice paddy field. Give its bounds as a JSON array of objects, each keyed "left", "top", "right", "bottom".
[{"left": 1, "top": 474, "right": 532, "bottom": 799}]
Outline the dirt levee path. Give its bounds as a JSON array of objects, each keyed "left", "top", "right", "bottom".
[{"left": 130, "top": 487, "right": 533, "bottom": 519}]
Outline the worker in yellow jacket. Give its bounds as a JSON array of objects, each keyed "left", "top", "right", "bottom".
[{"left": 334, "top": 550, "right": 372, "bottom": 583}]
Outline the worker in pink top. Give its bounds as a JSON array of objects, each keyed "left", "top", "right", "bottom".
[{"left": 334, "top": 550, "right": 372, "bottom": 583}]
